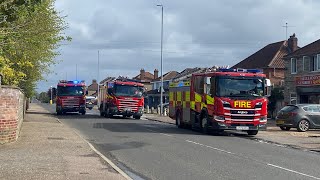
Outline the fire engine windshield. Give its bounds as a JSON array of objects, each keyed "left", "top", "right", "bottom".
[
  {"left": 216, "top": 77, "right": 264, "bottom": 97},
  {"left": 57, "top": 86, "right": 84, "bottom": 96},
  {"left": 114, "top": 85, "right": 143, "bottom": 97}
]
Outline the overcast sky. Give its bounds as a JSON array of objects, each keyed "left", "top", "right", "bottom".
[{"left": 38, "top": 0, "right": 320, "bottom": 92}]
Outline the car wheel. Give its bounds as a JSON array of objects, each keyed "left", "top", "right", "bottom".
[
  {"left": 280, "top": 126, "right": 291, "bottom": 131},
  {"left": 247, "top": 130, "right": 258, "bottom": 136},
  {"left": 297, "top": 119, "right": 310, "bottom": 132}
]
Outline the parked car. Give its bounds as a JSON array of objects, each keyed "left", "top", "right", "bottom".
[
  {"left": 276, "top": 104, "right": 320, "bottom": 132},
  {"left": 86, "top": 96, "right": 96, "bottom": 110}
]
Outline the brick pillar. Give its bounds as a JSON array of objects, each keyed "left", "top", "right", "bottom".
[{"left": 0, "top": 87, "right": 24, "bottom": 144}]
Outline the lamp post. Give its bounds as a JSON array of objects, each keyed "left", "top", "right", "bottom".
[
  {"left": 97, "top": 50, "right": 100, "bottom": 107},
  {"left": 157, "top": 4, "right": 164, "bottom": 116}
]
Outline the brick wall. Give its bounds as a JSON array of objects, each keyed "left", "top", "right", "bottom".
[
  {"left": 263, "top": 68, "right": 285, "bottom": 87},
  {"left": 0, "top": 86, "right": 26, "bottom": 144}
]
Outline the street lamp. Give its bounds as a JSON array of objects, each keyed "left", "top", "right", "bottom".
[{"left": 157, "top": 4, "right": 164, "bottom": 116}]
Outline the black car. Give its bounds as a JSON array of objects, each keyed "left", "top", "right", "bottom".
[{"left": 276, "top": 104, "right": 320, "bottom": 132}]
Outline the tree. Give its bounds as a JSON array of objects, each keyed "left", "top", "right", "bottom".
[{"left": 0, "top": 0, "right": 70, "bottom": 97}]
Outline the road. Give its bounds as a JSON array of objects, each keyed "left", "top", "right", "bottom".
[{"left": 44, "top": 104, "right": 320, "bottom": 180}]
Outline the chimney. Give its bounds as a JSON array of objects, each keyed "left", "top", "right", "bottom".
[
  {"left": 154, "top": 69, "right": 159, "bottom": 79},
  {"left": 140, "top": 68, "right": 145, "bottom": 80},
  {"left": 92, "top": 79, "right": 97, "bottom": 84},
  {"left": 288, "top": 33, "right": 298, "bottom": 52}
]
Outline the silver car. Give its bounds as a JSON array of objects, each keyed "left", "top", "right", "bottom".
[{"left": 276, "top": 104, "right": 320, "bottom": 132}]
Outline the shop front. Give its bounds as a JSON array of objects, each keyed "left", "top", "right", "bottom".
[{"left": 295, "top": 74, "right": 320, "bottom": 104}]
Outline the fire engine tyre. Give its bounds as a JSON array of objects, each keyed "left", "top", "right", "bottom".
[
  {"left": 81, "top": 111, "right": 86, "bottom": 115},
  {"left": 57, "top": 111, "right": 62, "bottom": 115},
  {"left": 297, "top": 119, "right": 310, "bottom": 132},
  {"left": 200, "top": 115, "right": 209, "bottom": 134},
  {"left": 134, "top": 115, "right": 141, "bottom": 120},
  {"left": 247, "top": 130, "right": 258, "bottom": 136},
  {"left": 176, "top": 111, "right": 183, "bottom": 128}
]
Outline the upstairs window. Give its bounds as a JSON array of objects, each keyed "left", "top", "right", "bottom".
[
  {"left": 291, "top": 58, "right": 297, "bottom": 74},
  {"left": 310, "top": 55, "right": 320, "bottom": 71},
  {"left": 303, "top": 56, "right": 310, "bottom": 71}
]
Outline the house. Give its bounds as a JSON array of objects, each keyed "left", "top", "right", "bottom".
[
  {"left": 132, "top": 69, "right": 155, "bottom": 91},
  {"left": 147, "top": 71, "right": 179, "bottom": 108},
  {"left": 87, "top": 79, "right": 98, "bottom": 97},
  {"left": 283, "top": 37, "right": 320, "bottom": 104},
  {"left": 172, "top": 67, "right": 205, "bottom": 82},
  {"left": 232, "top": 34, "right": 300, "bottom": 86}
]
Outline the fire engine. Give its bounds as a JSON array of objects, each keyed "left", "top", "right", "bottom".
[
  {"left": 169, "top": 68, "right": 271, "bottom": 135},
  {"left": 99, "top": 79, "right": 144, "bottom": 119},
  {"left": 56, "top": 80, "right": 87, "bottom": 115}
]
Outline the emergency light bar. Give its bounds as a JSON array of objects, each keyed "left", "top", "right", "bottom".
[
  {"left": 59, "top": 80, "right": 85, "bottom": 84},
  {"left": 218, "top": 68, "right": 262, "bottom": 73}
]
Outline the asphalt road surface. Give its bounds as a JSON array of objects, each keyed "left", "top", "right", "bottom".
[{"left": 44, "top": 104, "right": 320, "bottom": 180}]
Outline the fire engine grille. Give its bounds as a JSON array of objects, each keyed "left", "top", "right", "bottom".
[
  {"left": 118, "top": 99, "right": 139, "bottom": 112},
  {"left": 231, "top": 116, "right": 254, "bottom": 120},
  {"left": 62, "top": 98, "right": 80, "bottom": 108}
]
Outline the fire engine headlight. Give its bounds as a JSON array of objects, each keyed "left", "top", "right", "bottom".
[
  {"left": 259, "top": 116, "right": 267, "bottom": 121},
  {"left": 221, "top": 100, "right": 230, "bottom": 105},
  {"left": 214, "top": 115, "right": 225, "bottom": 121}
]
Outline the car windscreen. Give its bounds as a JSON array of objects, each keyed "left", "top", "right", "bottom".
[
  {"left": 57, "top": 86, "right": 84, "bottom": 96},
  {"left": 114, "top": 85, "right": 143, "bottom": 97}
]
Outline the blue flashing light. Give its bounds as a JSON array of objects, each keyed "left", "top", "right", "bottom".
[
  {"left": 218, "top": 68, "right": 262, "bottom": 73},
  {"left": 73, "top": 80, "right": 79, "bottom": 84}
]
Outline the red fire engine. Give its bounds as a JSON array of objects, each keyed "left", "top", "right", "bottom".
[
  {"left": 169, "top": 68, "right": 271, "bottom": 135},
  {"left": 99, "top": 80, "right": 144, "bottom": 119},
  {"left": 56, "top": 80, "right": 87, "bottom": 115}
]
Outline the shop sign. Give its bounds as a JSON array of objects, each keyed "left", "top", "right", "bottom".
[{"left": 295, "top": 75, "right": 320, "bottom": 86}]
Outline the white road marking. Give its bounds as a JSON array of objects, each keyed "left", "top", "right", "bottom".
[
  {"left": 147, "top": 128, "right": 320, "bottom": 179},
  {"left": 185, "top": 140, "right": 235, "bottom": 155},
  {"left": 267, "top": 164, "right": 320, "bottom": 180}
]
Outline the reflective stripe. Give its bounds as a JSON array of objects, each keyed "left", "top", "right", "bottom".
[
  {"left": 195, "top": 93, "right": 201, "bottom": 102},
  {"left": 206, "top": 95, "right": 214, "bottom": 105},
  {"left": 185, "top": 91, "right": 190, "bottom": 101},
  {"left": 177, "top": 92, "right": 182, "bottom": 101},
  {"left": 169, "top": 92, "right": 174, "bottom": 101},
  {"left": 191, "top": 101, "right": 195, "bottom": 110}
]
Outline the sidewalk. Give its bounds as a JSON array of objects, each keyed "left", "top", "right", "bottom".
[
  {"left": 0, "top": 103, "right": 126, "bottom": 180},
  {"left": 143, "top": 114, "right": 320, "bottom": 152}
]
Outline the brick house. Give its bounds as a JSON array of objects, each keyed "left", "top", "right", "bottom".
[
  {"left": 87, "top": 79, "right": 98, "bottom": 97},
  {"left": 232, "top": 34, "right": 300, "bottom": 86},
  {"left": 147, "top": 71, "right": 179, "bottom": 108},
  {"left": 132, "top": 69, "right": 155, "bottom": 91},
  {"left": 283, "top": 38, "right": 320, "bottom": 104}
]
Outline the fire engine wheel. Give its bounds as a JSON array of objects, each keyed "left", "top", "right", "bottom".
[
  {"left": 176, "top": 112, "right": 183, "bottom": 128},
  {"left": 81, "top": 111, "right": 86, "bottom": 115},
  {"left": 133, "top": 115, "right": 141, "bottom": 120},
  {"left": 200, "top": 115, "right": 209, "bottom": 134},
  {"left": 56, "top": 111, "right": 62, "bottom": 115}
]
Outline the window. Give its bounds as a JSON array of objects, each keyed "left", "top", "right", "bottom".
[
  {"left": 291, "top": 58, "right": 297, "bottom": 74},
  {"left": 310, "top": 55, "right": 320, "bottom": 71},
  {"left": 303, "top": 105, "right": 320, "bottom": 113},
  {"left": 290, "top": 93, "right": 297, "bottom": 104},
  {"left": 194, "top": 76, "right": 204, "bottom": 94},
  {"left": 303, "top": 56, "right": 310, "bottom": 71}
]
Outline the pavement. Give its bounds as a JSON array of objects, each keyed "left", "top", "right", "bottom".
[
  {"left": 0, "top": 103, "right": 126, "bottom": 180},
  {"left": 143, "top": 114, "right": 320, "bottom": 152}
]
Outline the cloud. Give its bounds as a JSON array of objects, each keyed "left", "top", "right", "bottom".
[{"left": 37, "top": 0, "right": 320, "bottom": 92}]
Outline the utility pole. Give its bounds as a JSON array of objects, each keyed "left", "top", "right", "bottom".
[
  {"left": 157, "top": 4, "right": 164, "bottom": 116},
  {"left": 76, "top": 64, "right": 78, "bottom": 80},
  {"left": 97, "top": 50, "right": 100, "bottom": 107}
]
